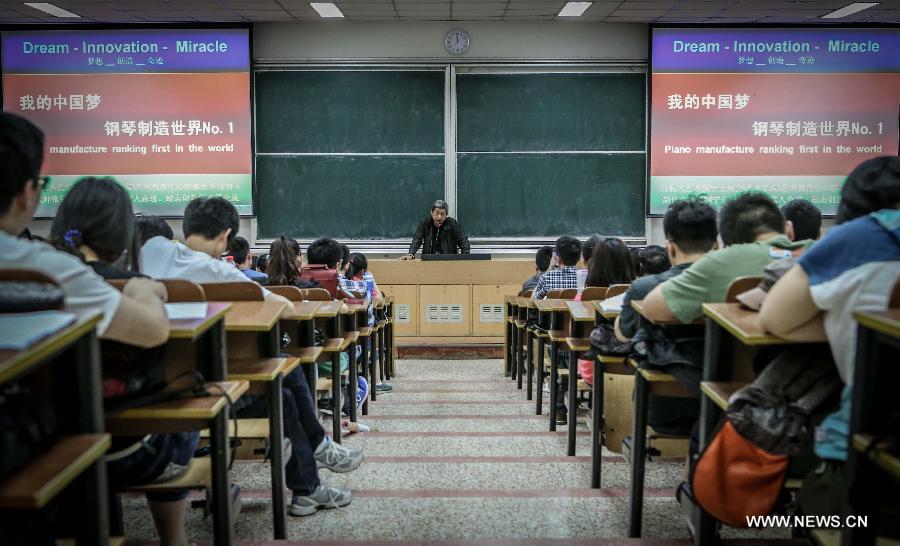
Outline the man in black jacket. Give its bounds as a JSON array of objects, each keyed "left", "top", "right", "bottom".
[{"left": 401, "top": 200, "right": 471, "bottom": 259}]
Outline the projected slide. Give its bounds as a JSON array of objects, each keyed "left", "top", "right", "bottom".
[
  {"left": 2, "top": 28, "right": 251, "bottom": 216},
  {"left": 650, "top": 28, "right": 899, "bottom": 215}
]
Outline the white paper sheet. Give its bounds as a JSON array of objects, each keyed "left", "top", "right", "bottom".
[
  {"left": 165, "top": 302, "right": 209, "bottom": 320},
  {"left": 0, "top": 311, "right": 77, "bottom": 350}
]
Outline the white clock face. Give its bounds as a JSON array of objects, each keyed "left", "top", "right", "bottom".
[{"left": 445, "top": 30, "right": 470, "bottom": 55}]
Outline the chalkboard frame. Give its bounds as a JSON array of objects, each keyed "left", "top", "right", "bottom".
[
  {"left": 252, "top": 64, "right": 651, "bottom": 242},
  {"left": 251, "top": 66, "right": 450, "bottom": 239}
]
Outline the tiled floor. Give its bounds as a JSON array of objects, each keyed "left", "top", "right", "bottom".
[{"left": 120, "top": 358, "right": 792, "bottom": 544}]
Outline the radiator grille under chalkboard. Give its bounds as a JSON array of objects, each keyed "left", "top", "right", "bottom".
[
  {"left": 394, "top": 304, "right": 411, "bottom": 323},
  {"left": 479, "top": 304, "right": 504, "bottom": 323},
  {"left": 425, "top": 304, "right": 464, "bottom": 323}
]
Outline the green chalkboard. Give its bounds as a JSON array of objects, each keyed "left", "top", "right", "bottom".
[
  {"left": 255, "top": 70, "right": 445, "bottom": 153},
  {"left": 256, "top": 155, "right": 444, "bottom": 239},
  {"left": 457, "top": 153, "right": 645, "bottom": 237},
  {"left": 457, "top": 73, "right": 645, "bottom": 152}
]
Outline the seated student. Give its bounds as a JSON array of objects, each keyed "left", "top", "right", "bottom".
[
  {"left": 50, "top": 177, "right": 198, "bottom": 546},
  {"left": 256, "top": 253, "right": 269, "bottom": 274},
  {"left": 575, "top": 237, "right": 636, "bottom": 385},
  {"left": 227, "top": 236, "right": 267, "bottom": 283},
  {"left": 265, "top": 236, "right": 319, "bottom": 289},
  {"left": 0, "top": 112, "right": 168, "bottom": 348},
  {"left": 637, "top": 245, "right": 671, "bottom": 276},
  {"left": 531, "top": 236, "right": 582, "bottom": 423},
  {"left": 140, "top": 198, "right": 362, "bottom": 516},
  {"left": 303, "top": 237, "right": 357, "bottom": 300},
  {"left": 610, "top": 199, "right": 718, "bottom": 433},
  {"left": 522, "top": 246, "right": 553, "bottom": 293},
  {"left": 338, "top": 243, "right": 351, "bottom": 277},
  {"left": 136, "top": 214, "right": 174, "bottom": 245},
  {"left": 532, "top": 235, "right": 582, "bottom": 300},
  {"left": 343, "top": 252, "right": 393, "bottom": 395},
  {"left": 782, "top": 198, "right": 823, "bottom": 241},
  {"left": 760, "top": 156, "right": 900, "bottom": 472},
  {"left": 642, "top": 192, "right": 810, "bottom": 324},
  {"left": 584, "top": 237, "right": 635, "bottom": 289},
  {"left": 581, "top": 234, "right": 602, "bottom": 268}
]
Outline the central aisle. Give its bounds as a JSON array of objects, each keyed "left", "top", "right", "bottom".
[
  {"left": 124, "top": 358, "right": 791, "bottom": 543},
  {"left": 274, "top": 358, "right": 690, "bottom": 543}
]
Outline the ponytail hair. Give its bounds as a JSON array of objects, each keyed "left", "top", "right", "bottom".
[
  {"left": 346, "top": 252, "right": 368, "bottom": 279},
  {"left": 266, "top": 235, "right": 300, "bottom": 286}
]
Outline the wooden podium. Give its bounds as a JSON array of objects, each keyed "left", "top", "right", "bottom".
[{"left": 368, "top": 259, "right": 533, "bottom": 342}]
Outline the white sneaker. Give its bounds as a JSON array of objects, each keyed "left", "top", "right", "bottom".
[
  {"left": 314, "top": 436, "right": 364, "bottom": 472},
  {"left": 289, "top": 482, "right": 352, "bottom": 516}
]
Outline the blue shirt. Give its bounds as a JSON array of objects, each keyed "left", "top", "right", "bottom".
[{"left": 241, "top": 268, "right": 268, "bottom": 283}]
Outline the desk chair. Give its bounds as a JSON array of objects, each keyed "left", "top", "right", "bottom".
[
  {"left": 268, "top": 285, "right": 303, "bottom": 301},
  {"left": 202, "top": 282, "right": 264, "bottom": 302},
  {"left": 581, "top": 286, "right": 608, "bottom": 301},
  {"left": 547, "top": 288, "right": 577, "bottom": 299},
  {"left": 606, "top": 284, "right": 630, "bottom": 298},
  {"left": 724, "top": 276, "right": 762, "bottom": 303},
  {"left": 304, "top": 288, "right": 332, "bottom": 302}
]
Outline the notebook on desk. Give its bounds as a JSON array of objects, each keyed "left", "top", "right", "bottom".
[{"left": 421, "top": 254, "right": 491, "bottom": 261}]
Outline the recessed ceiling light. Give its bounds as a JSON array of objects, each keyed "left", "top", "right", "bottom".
[
  {"left": 821, "top": 2, "right": 879, "bottom": 18},
  {"left": 558, "top": 2, "right": 592, "bottom": 17},
  {"left": 310, "top": 2, "right": 344, "bottom": 18},
  {"left": 24, "top": 2, "right": 81, "bottom": 17}
]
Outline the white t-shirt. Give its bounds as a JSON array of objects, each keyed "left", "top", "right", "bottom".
[
  {"left": 139, "top": 236, "right": 270, "bottom": 295},
  {"left": 0, "top": 231, "right": 121, "bottom": 334}
]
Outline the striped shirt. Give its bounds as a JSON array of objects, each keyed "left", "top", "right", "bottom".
[{"left": 532, "top": 266, "right": 579, "bottom": 300}]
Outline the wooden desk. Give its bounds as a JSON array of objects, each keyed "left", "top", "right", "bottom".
[
  {"left": 843, "top": 309, "right": 900, "bottom": 546},
  {"left": 693, "top": 302, "right": 826, "bottom": 545},
  {"left": 0, "top": 312, "right": 109, "bottom": 545},
  {"left": 167, "top": 303, "right": 232, "bottom": 383},
  {"left": 314, "top": 301, "right": 346, "bottom": 442},
  {"left": 222, "top": 300, "right": 289, "bottom": 539},
  {"left": 340, "top": 304, "right": 362, "bottom": 423},
  {"left": 165, "top": 302, "right": 234, "bottom": 544}
]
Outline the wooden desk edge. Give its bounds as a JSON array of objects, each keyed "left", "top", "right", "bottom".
[
  {"left": 854, "top": 310, "right": 900, "bottom": 340},
  {"left": 169, "top": 303, "right": 232, "bottom": 340},
  {"left": 224, "top": 301, "right": 288, "bottom": 332},
  {"left": 0, "top": 313, "right": 102, "bottom": 385},
  {"left": 0, "top": 433, "right": 110, "bottom": 509}
]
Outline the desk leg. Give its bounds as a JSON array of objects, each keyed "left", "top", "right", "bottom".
[
  {"left": 384, "top": 322, "right": 394, "bottom": 381},
  {"left": 549, "top": 342, "right": 559, "bottom": 432},
  {"left": 267, "top": 376, "right": 287, "bottom": 540},
  {"left": 504, "top": 316, "right": 511, "bottom": 377},
  {"left": 71, "top": 328, "right": 109, "bottom": 545},
  {"left": 567, "top": 352, "right": 578, "bottom": 456},
  {"left": 200, "top": 321, "right": 227, "bottom": 382},
  {"left": 511, "top": 325, "right": 518, "bottom": 383},
  {"left": 842, "top": 324, "right": 885, "bottom": 546},
  {"left": 694, "top": 318, "right": 730, "bottom": 546},
  {"left": 526, "top": 330, "right": 534, "bottom": 401},
  {"left": 370, "top": 335, "right": 377, "bottom": 403},
  {"left": 517, "top": 328, "right": 524, "bottom": 390},
  {"left": 210, "top": 410, "right": 233, "bottom": 546},
  {"left": 388, "top": 322, "right": 395, "bottom": 378},
  {"left": 629, "top": 371, "right": 649, "bottom": 537},
  {"left": 349, "top": 342, "right": 358, "bottom": 423},
  {"left": 332, "top": 350, "right": 342, "bottom": 443},
  {"left": 378, "top": 327, "right": 386, "bottom": 383},
  {"left": 536, "top": 337, "right": 545, "bottom": 415},
  {"left": 360, "top": 339, "right": 370, "bottom": 416},
  {"left": 590, "top": 357, "right": 602, "bottom": 488}
]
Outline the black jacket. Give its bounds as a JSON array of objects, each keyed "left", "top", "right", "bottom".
[{"left": 408, "top": 216, "right": 471, "bottom": 256}]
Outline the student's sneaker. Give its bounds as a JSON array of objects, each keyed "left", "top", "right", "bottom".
[
  {"left": 314, "top": 435, "right": 364, "bottom": 472},
  {"left": 556, "top": 409, "right": 568, "bottom": 425},
  {"left": 289, "top": 482, "right": 352, "bottom": 516},
  {"left": 376, "top": 383, "right": 393, "bottom": 393}
]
